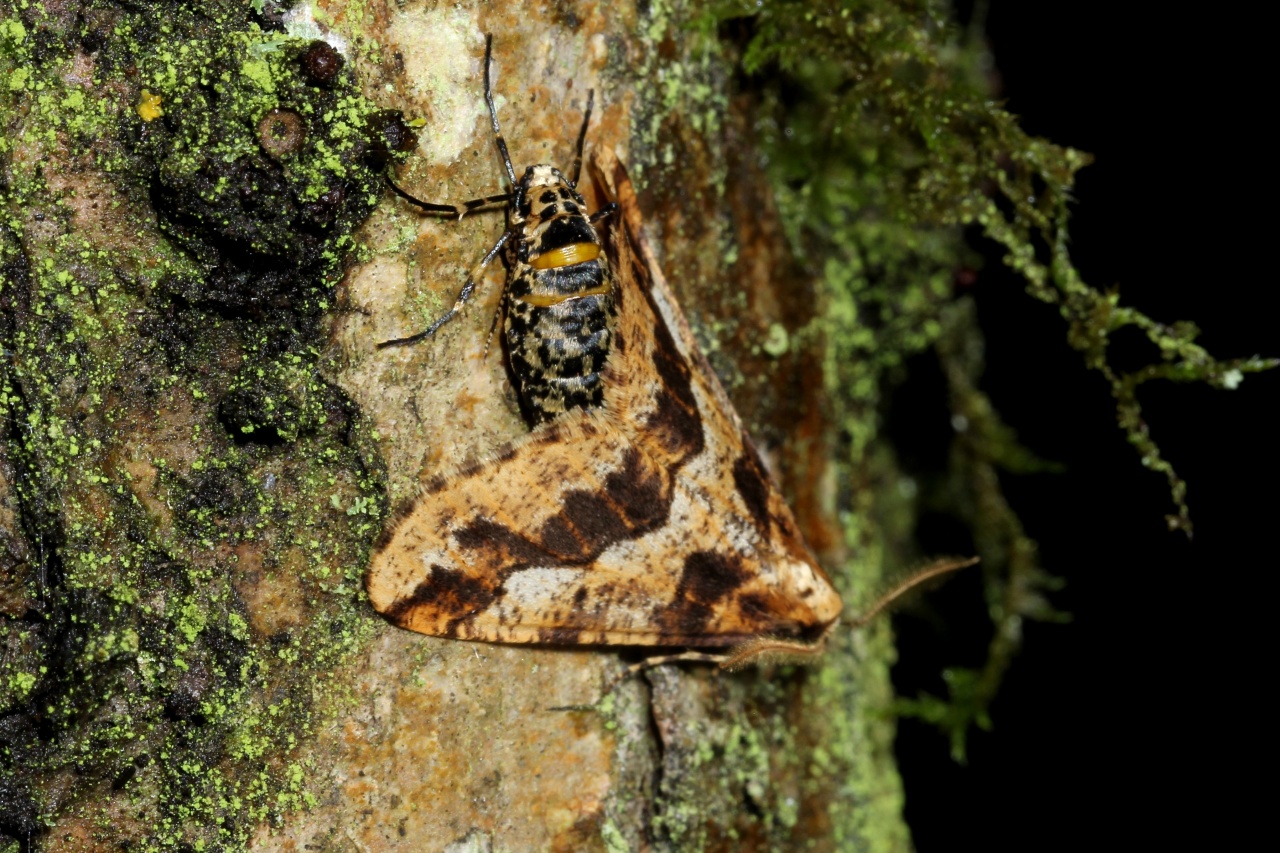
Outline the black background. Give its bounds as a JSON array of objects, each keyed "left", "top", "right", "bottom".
[{"left": 891, "top": 4, "right": 1275, "bottom": 849}]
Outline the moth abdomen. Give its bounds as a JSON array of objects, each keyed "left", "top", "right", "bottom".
[
  {"left": 502, "top": 162, "right": 617, "bottom": 423},
  {"left": 505, "top": 282, "right": 616, "bottom": 423},
  {"left": 510, "top": 258, "right": 607, "bottom": 301}
]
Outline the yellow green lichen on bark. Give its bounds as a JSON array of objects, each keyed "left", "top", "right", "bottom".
[{"left": 0, "top": 1, "right": 402, "bottom": 846}]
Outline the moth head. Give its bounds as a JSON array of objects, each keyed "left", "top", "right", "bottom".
[{"left": 521, "top": 164, "right": 572, "bottom": 191}]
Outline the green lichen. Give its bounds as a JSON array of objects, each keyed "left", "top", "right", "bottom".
[
  {"left": 600, "top": 818, "right": 632, "bottom": 853},
  {"left": 623, "top": 0, "right": 733, "bottom": 193},
  {"left": 0, "top": 1, "right": 393, "bottom": 847}
]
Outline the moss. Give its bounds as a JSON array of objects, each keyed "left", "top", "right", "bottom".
[
  {"left": 675, "top": 0, "right": 1275, "bottom": 779},
  {"left": 716, "top": 0, "right": 1274, "bottom": 537},
  {"left": 0, "top": 1, "right": 394, "bottom": 848},
  {"left": 622, "top": 0, "right": 732, "bottom": 193}
]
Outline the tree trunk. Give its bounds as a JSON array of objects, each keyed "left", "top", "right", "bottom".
[{"left": 1, "top": 2, "right": 929, "bottom": 850}]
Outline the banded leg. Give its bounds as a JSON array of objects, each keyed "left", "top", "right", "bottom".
[
  {"left": 590, "top": 202, "right": 618, "bottom": 224},
  {"left": 385, "top": 175, "right": 511, "bottom": 220},
  {"left": 481, "top": 287, "right": 507, "bottom": 360},
  {"left": 377, "top": 230, "right": 513, "bottom": 349}
]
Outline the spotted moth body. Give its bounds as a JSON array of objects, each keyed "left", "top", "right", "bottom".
[
  {"left": 369, "top": 36, "right": 844, "bottom": 654},
  {"left": 504, "top": 164, "right": 616, "bottom": 422}
]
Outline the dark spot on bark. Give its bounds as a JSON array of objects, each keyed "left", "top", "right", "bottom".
[
  {"left": 111, "top": 765, "right": 136, "bottom": 791},
  {"left": 302, "top": 185, "right": 345, "bottom": 226},
  {"left": 364, "top": 109, "right": 417, "bottom": 169}
]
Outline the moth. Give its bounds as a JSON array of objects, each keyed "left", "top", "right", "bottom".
[{"left": 368, "top": 36, "right": 844, "bottom": 657}]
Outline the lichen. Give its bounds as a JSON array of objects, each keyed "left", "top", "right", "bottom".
[{"left": 0, "top": 1, "right": 397, "bottom": 847}]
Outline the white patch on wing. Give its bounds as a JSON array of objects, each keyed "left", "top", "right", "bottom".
[{"left": 501, "top": 566, "right": 582, "bottom": 604}]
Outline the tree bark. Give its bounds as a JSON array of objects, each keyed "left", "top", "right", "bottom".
[{"left": 2, "top": 2, "right": 920, "bottom": 850}]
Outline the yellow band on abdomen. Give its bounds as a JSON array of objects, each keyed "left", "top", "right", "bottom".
[
  {"left": 515, "top": 281, "right": 612, "bottom": 308},
  {"left": 529, "top": 242, "right": 601, "bottom": 270}
]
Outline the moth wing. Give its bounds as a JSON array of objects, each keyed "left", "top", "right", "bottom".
[
  {"left": 591, "top": 148, "right": 843, "bottom": 644},
  {"left": 367, "top": 406, "right": 839, "bottom": 646}
]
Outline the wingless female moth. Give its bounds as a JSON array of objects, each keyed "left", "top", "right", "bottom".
[{"left": 367, "top": 35, "right": 971, "bottom": 667}]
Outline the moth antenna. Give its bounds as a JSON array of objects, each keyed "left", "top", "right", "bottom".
[
  {"left": 569, "top": 89, "right": 594, "bottom": 186},
  {"left": 717, "top": 633, "right": 831, "bottom": 671},
  {"left": 847, "top": 556, "right": 979, "bottom": 630},
  {"left": 483, "top": 33, "right": 517, "bottom": 189}
]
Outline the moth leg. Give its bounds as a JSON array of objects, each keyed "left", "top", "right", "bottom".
[
  {"left": 386, "top": 175, "right": 512, "bottom": 220},
  {"left": 480, "top": 285, "right": 507, "bottom": 361},
  {"left": 377, "top": 229, "right": 512, "bottom": 349},
  {"left": 617, "top": 637, "right": 831, "bottom": 676},
  {"left": 624, "top": 650, "right": 733, "bottom": 673},
  {"left": 589, "top": 201, "right": 618, "bottom": 224}
]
